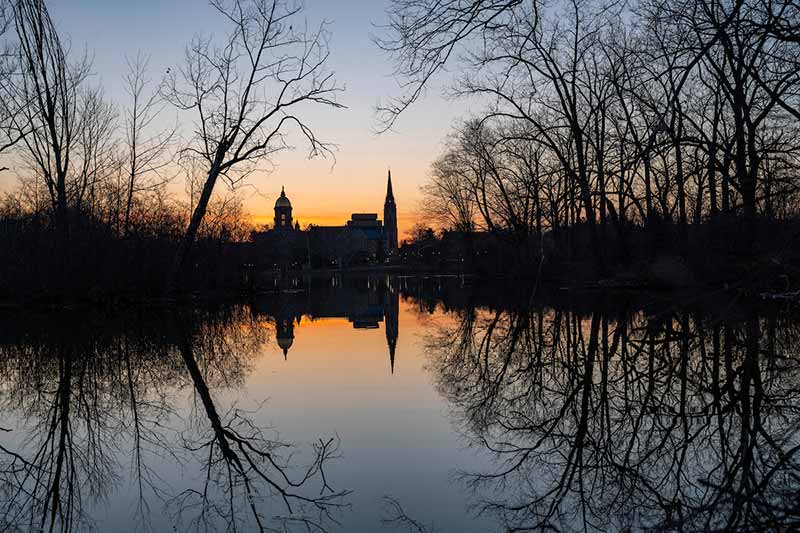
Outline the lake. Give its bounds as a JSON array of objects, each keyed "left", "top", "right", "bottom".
[{"left": 1, "top": 276, "right": 799, "bottom": 532}]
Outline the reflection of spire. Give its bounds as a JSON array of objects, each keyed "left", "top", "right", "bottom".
[{"left": 385, "top": 284, "right": 399, "bottom": 373}]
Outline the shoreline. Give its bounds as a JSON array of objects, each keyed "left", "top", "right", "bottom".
[{"left": 1, "top": 272, "right": 797, "bottom": 313}]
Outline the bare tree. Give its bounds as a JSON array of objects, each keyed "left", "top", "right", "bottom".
[
  {"left": 121, "top": 52, "right": 176, "bottom": 238},
  {"left": 0, "top": 0, "right": 30, "bottom": 169},
  {"left": 423, "top": 298, "right": 800, "bottom": 532},
  {"left": 382, "top": 496, "right": 437, "bottom": 533},
  {"left": 375, "top": 0, "right": 527, "bottom": 132},
  {"left": 163, "top": 0, "right": 343, "bottom": 293},
  {"left": 423, "top": 148, "right": 477, "bottom": 233},
  {"left": 171, "top": 309, "right": 350, "bottom": 531},
  {"left": 73, "top": 85, "right": 118, "bottom": 222},
  {"left": 6, "top": 0, "right": 91, "bottom": 236}
]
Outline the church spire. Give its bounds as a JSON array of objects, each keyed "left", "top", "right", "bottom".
[
  {"left": 386, "top": 170, "right": 394, "bottom": 203},
  {"left": 383, "top": 168, "right": 398, "bottom": 255}
]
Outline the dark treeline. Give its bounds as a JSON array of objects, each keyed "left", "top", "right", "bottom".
[
  {"left": 381, "top": 0, "right": 800, "bottom": 287},
  {"left": 415, "top": 293, "right": 800, "bottom": 531},
  {"left": 0, "top": 0, "right": 339, "bottom": 301}
]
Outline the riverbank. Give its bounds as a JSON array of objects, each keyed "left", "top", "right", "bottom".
[{"left": 2, "top": 269, "right": 799, "bottom": 314}]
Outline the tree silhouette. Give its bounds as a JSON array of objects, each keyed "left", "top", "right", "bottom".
[{"left": 163, "top": 0, "right": 343, "bottom": 294}]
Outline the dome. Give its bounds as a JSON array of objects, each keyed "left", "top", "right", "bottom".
[
  {"left": 277, "top": 336, "right": 294, "bottom": 352},
  {"left": 277, "top": 335, "right": 294, "bottom": 358},
  {"left": 274, "top": 186, "right": 292, "bottom": 209},
  {"left": 276, "top": 317, "right": 294, "bottom": 358}
]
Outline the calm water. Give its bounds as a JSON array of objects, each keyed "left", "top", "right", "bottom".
[{"left": 1, "top": 277, "right": 799, "bottom": 532}]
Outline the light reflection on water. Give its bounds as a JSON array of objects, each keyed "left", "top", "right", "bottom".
[{"left": 1, "top": 277, "right": 799, "bottom": 532}]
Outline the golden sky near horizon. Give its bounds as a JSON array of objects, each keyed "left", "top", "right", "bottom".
[
  {"left": 244, "top": 158, "right": 427, "bottom": 238},
  {"left": 0, "top": 0, "right": 469, "bottom": 240}
]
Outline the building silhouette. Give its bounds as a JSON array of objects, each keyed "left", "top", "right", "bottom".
[
  {"left": 274, "top": 186, "right": 293, "bottom": 231},
  {"left": 384, "top": 171, "right": 398, "bottom": 255},
  {"left": 252, "top": 171, "right": 399, "bottom": 268}
]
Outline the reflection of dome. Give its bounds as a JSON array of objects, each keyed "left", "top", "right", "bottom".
[
  {"left": 276, "top": 316, "right": 295, "bottom": 359},
  {"left": 277, "top": 335, "right": 294, "bottom": 357},
  {"left": 274, "top": 186, "right": 292, "bottom": 208}
]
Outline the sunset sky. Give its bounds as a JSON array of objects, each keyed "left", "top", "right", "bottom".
[{"left": 22, "top": 0, "right": 473, "bottom": 237}]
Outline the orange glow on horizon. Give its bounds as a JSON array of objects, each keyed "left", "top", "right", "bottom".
[
  {"left": 249, "top": 211, "right": 419, "bottom": 237},
  {"left": 242, "top": 165, "right": 429, "bottom": 239},
  {"left": 257, "top": 300, "right": 440, "bottom": 362}
]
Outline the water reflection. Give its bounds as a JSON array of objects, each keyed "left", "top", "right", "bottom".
[
  {"left": 253, "top": 275, "right": 400, "bottom": 372},
  {"left": 1, "top": 279, "right": 799, "bottom": 532},
  {"left": 424, "top": 296, "right": 800, "bottom": 532},
  {"left": 0, "top": 307, "right": 349, "bottom": 532}
]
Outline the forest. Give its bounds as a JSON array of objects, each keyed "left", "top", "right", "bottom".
[
  {"left": 384, "top": 0, "right": 800, "bottom": 288},
  {"left": 0, "top": 0, "right": 340, "bottom": 301},
  {"left": 1, "top": 0, "right": 799, "bottom": 302}
]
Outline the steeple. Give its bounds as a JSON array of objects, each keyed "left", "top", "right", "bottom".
[
  {"left": 386, "top": 170, "right": 394, "bottom": 203},
  {"left": 383, "top": 169, "right": 398, "bottom": 255}
]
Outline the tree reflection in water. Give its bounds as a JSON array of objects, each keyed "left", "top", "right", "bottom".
[
  {"left": 2, "top": 281, "right": 800, "bottom": 533},
  {"left": 0, "top": 307, "right": 349, "bottom": 532},
  {"left": 424, "top": 298, "right": 800, "bottom": 532}
]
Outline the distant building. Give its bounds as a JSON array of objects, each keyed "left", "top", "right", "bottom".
[
  {"left": 273, "top": 186, "right": 294, "bottom": 231},
  {"left": 384, "top": 170, "right": 398, "bottom": 255},
  {"left": 253, "top": 171, "right": 399, "bottom": 269}
]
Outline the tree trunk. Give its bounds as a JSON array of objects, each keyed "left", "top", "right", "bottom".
[
  {"left": 168, "top": 163, "right": 221, "bottom": 295},
  {"left": 708, "top": 100, "right": 720, "bottom": 218},
  {"left": 674, "top": 129, "right": 688, "bottom": 257}
]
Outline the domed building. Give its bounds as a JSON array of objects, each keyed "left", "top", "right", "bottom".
[
  {"left": 253, "top": 172, "right": 399, "bottom": 269},
  {"left": 273, "top": 186, "right": 294, "bottom": 232}
]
